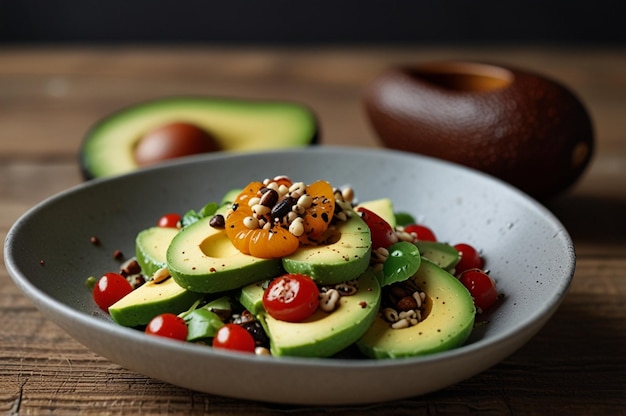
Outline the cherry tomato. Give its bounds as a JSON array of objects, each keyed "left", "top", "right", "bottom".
[
  {"left": 404, "top": 224, "right": 437, "bottom": 242},
  {"left": 459, "top": 269, "right": 498, "bottom": 311},
  {"left": 357, "top": 207, "right": 398, "bottom": 249},
  {"left": 212, "top": 323, "right": 256, "bottom": 353},
  {"left": 454, "top": 243, "right": 485, "bottom": 274},
  {"left": 263, "top": 273, "right": 320, "bottom": 322},
  {"left": 158, "top": 213, "right": 181, "bottom": 228},
  {"left": 92, "top": 272, "right": 133, "bottom": 312},
  {"left": 145, "top": 313, "right": 188, "bottom": 341}
]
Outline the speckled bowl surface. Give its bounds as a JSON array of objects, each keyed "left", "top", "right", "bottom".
[{"left": 4, "top": 146, "right": 575, "bottom": 405}]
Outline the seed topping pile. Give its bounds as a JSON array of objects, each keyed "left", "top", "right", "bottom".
[
  {"left": 218, "top": 176, "right": 355, "bottom": 258},
  {"left": 381, "top": 279, "right": 428, "bottom": 328}
]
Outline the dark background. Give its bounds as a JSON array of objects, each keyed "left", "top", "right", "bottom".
[{"left": 1, "top": 0, "right": 625, "bottom": 45}]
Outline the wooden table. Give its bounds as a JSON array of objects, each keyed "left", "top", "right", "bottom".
[{"left": 1, "top": 46, "right": 625, "bottom": 415}]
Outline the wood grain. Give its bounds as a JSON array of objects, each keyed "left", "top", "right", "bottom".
[{"left": 1, "top": 46, "right": 625, "bottom": 415}]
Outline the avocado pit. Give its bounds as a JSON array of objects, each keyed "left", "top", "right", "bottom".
[{"left": 134, "top": 122, "right": 221, "bottom": 167}]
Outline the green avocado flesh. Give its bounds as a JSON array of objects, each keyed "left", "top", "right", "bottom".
[
  {"left": 109, "top": 277, "right": 203, "bottom": 327},
  {"left": 166, "top": 215, "right": 284, "bottom": 293},
  {"left": 415, "top": 241, "right": 460, "bottom": 272},
  {"left": 110, "top": 226, "right": 203, "bottom": 327},
  {"left": 357, "top": 259, "right": 475, "bottom": 359},
  {"left": 135, "top": 226, "right": 180, "bottom": 277},
  {"left": 238, "top": 280, "right": 266, "bottom": 316},
  {"left": 80, "top": 97, "right": 318, "bottom": 179},
  {"left": 240, "top": 269, "right": 381, "bottom": 357},
  {"left": 355, "top": 198, "right": 396, "bottom": 227},
  {"left": 282, "top": 213, "right": 372, "bottom": 285}
]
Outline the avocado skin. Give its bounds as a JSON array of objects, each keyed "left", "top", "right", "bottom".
[
  {"left": 364, "top": 62, "right": 594, "bottom": 198},
  {"left": 79, "top": 96, "right": 319, "bottom": 180}
]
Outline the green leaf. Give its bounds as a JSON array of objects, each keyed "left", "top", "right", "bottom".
[
  {"left": 181, "top": 201, "right": 220, "bottom": 228},
  {"left": 394, "top": 212, "right": 416, "bottom": 227},
  {"left": 203, "top": 295, "right": 233, "bottom": 321},
  {"left": 198, "top": 201, "right": 220, "bottom": 218},
  {"left": 180, "top": 209, "right": 201, "bottom": 228},
  {"left": 380, "top": 241, "right": 421, "bottom": 286},
  {"left": 184, "top": 308, "right": 224, "bottom": 341}
]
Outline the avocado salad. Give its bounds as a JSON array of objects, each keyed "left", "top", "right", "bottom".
[{"left": 88, "top": 175, "right": 500, "bottom": 359}]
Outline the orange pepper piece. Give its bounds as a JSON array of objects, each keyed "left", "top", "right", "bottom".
[
  {"left": 298, "top": 180, "right": 335, "bottom": 245},
  {"left": 224, "top": 179, "right": 336, "bottom": 258}
]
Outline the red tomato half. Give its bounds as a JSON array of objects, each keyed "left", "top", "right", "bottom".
[
  {"left": 357, "top": 207, "right": 398, "bottom": 249},
  {"left": 213, "top": 323, "right": 256, "bottom": 353},
  {"left": 158, "top": 213, "right": 181, "bottom": 228},
  {"left": 145, "top": 313, "right": 188, "bottom": 341},
  {"left": 459, "top": 268, "right": 498, "bottom": 311},
  {"left": 262, "top": 274, "right": 320, "bottom": 322},
  {"left": 92, "top": 272, "right": 133, "bottom": 312},
  {"left": 404, "top": 224, "right": 437, "bottom": 242}
]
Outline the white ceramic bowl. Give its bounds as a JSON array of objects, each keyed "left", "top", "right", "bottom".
[{"left": 4, "top": 146, "right": 575, "bottom": 405}]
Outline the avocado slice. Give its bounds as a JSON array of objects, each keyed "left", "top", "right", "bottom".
[
  {"left": 135, "top": 226, "right": 180, "bottom": 277},
  {"left": 240, "top": 269, "right": 381, "bottom": 358},
  {"left": 109, "top": 226, "right": 203, "bottom": 327},
  {"left": 239, "top": 280, "right": 267, "bottom": 316},
  {"left": 282, "top": 213, "right": 372, "bottom": 285},
  {"left": 220, "top": 188, "right": 243, "bottom": 205},
  {"left": 109, "top": 276, "right": 203, "bottom": 327},
  {"left": 415, "top": 241, "right": 461, "bottom": 272},
  {"left": 357, "top": 259, "right": 475, "bottom": 359},
  {"left": 355, "top": 198, "right": 396, "bottom": 227},
  {"left": 79, "top": 97, "right": 319, "bottom": 179},
  {"left": 166, "top": 214, "right": 284, "bottom": 293}
]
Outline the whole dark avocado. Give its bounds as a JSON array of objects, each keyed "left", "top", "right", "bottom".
[
  {"left": 79, "top": 96, "right": 319, "bottom": 180},
  {"left": 363, "top": 61, "right": 594, "bottom": 199}
]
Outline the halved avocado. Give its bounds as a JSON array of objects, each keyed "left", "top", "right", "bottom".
[
  {"left": 240, "top": 269, "right": 381, "bottom": 358},
  {"left": 166, "top": 215, "right": 284, "bottom": 293},
  {"left": 357, "top": 259, "right": 475, "bottom": 359},
  {"left": 79, "top": 97, "right": 319, "bottom": 179},
  {"left": 282, "top": 213, "right": 372, "bottom": 285}
]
